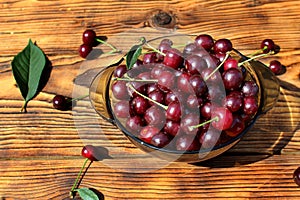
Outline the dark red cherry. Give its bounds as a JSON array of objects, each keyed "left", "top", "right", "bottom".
[
  {"left": 82, "top": 145, "right": 98, "bottom": 161},
  {"left": 126, "top": 116, "right": 145, "bottom": 135},
  {"left": 222, "top": 68, "right": 244, "bottom": 91},
  {"left": 293, "top": 167, "right": 300, "bottom": 186},
  {"left": 144, "top": 106, "right": 165, "bottom": 127},
  {"left": 213, "top": 39, "right": 233, "bottom": 53},
  {"left": 132, "top": 96, "right": 149, "bottom": 115},
  {"left": 78, "top": 44, "right": 92, "bottom": 58},
  {"left": 166, "top": 101, "right": 181, "bottom": 122},
  {"left": 225, "top": 115, "right": 245, "bottom": 137},
  {"left": 261, "top": 39, "right": 275, "bottom": 53},
  {"left": 139, "top": 125, "right": 160, "bottom": 144},
  {"left": 53, "top": 95, "right": 70, "bottom": 111},
  {"left": 195, "top": 34, "right": 214, "bottom": 51},
  {"left": 199, "top": 129, "right": 220, "bottom": 149},
  {"left": 176, "top": 135, "right": 200, "bottom": 151},
  {"left": 151, "top": 132, "right": 171, "bottom": 148},
  {"left": 163, "top": 48, "right": 184, "bottom": 69},
  {"left": 164, "top": 120, "right": 180, "bottom": 137},
  {"left": 111, "top": 81, "right": 130, "bottom": 100},
  {"left": 181, "top": 113, "right": 200, "bottom": 135},
  {"left": 211, "top": 107, "right": 233, "bottom": 130},
  {"left": 223, "top": 57, "right": 238, "bottom": 71},
  {"left": 243, "top": 96, "right": 258, "bottom": 115},
  {"left": 114, "top": 65, "right": 127, "bottom": 78},
  {"left": 185, "top": 55, "right": 207, "bottom": 75},
  {"left": 242, "top": 81, "right": 258, "bottom": 97},
  {"left": 114, "top": 100, "right": 130, "bottom": 118},
  {"left": 82, "top": 29, "right": 96, "bottom": 46},
  {"left": 269, "top": 60, "right": 285, "bottom": 75}
]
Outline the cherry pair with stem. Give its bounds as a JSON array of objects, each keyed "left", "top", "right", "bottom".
[{"left": 79, "top": 29, "right": 119, "bottom": 58}]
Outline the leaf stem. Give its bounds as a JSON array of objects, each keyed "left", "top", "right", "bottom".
[
  {"left": 127, "top": 83, "right": 168, "bottom": 110},
  {"left": 68, "top": 94, "right": 89, "bottom": 103},
  {"left": 70, "top": 158, "right": 90, "bottom": 198},
  {"left": 204, "top": 51, "right": 230, "bottom": 81},
  {"left": 20, "top": 102, "right": 28, "bottom": 113}
]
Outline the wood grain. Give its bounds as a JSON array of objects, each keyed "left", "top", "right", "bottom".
[{"left": 0, "top": 0, "right": 299, "bottom": 199}]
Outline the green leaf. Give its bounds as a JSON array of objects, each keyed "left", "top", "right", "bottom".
[
  {"left": 126, "top": 37, "right": 146, "bottom": 70},
  {"left": 126, "top": 44, "right": 142, "bottom": 70},
  {"left": 11, "top": 39, "right": 47, "bottom": 112},
  {"left": 76, "top": 188, "right": 99, "bottom": 200}
]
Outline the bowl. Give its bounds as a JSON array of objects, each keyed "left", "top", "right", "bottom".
[{"left": 89, "top": 34, "right": 280, "bottom": 163}]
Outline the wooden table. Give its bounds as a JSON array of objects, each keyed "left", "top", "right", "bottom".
[{"left": 0, "top": 0, "right": 299, "bottom": 199}]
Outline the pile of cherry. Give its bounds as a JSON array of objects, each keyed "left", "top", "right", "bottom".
[{"left": 108, "top": 34, "right": 284, "bottom": 152}]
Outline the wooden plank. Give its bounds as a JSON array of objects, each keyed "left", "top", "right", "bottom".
[{"left": 0, "top": 0, "right": 299, "bottom": 199}]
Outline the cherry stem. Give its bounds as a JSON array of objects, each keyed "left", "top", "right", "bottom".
[
  {"left": 70, "top": 158, "right": 92, "bottom": 198},
  {"left": 238, "top": 51, "right": 272, "bottom": 67},
  {"left": 114, "top": 77, "right": 158, "bottom": 83},
  {"left": 126, "top": 83, "right": 168, "bottom": 110},
  {"left": 204, "top": 51, "right": 230, "bottom": 81},
  {"left": 141, "top": 37, "right": 166, "bottom": 57},
  {"left": 190, "top": 116, "right": 219, "bottom": 129},
  {"left": 248, "top": 46, "right": 268, "bottom": 57},
  {"left": 96, "top": 38, "right": 120, "bottom": 54}
]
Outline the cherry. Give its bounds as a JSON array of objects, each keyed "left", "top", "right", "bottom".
[
  {"left": 176, "top": 135, "right": 200, "bottom": 151},
  {"left": 165, "top": 91, "right": 179, "bottom": 105},
  {"left": 199, "top": 129, "right": 220, "bottom": 149},
  {"left": 261, "top": 39, "right": 275, "bottom": 53},
  {"left": 200, "top": 102, "right": 212, "bottom": 119},
  {"left": 157, "top": 70, "right": 176, "bottom": 90},
  {"left": 222, "top": 68, "right": 244, "bottom": 91},
  {"left": 81, "top": 145, "right": 98, "bottom": 161},
  {"left": 181, "top": 113, "right": 200, "bottom": 135},
  {"left": 148, "top": 90, "right": 165, "bottom": 106},
  {"left": 144, "top": 106, "right": 165, "bottom": 127},
  {"left": 242, "top": 81, "right": 258, "bottom": 97},
  {"left": 114, "top": 65, "right": 127, "bottom": 78},
  {"left": 111, "top": 81, "right": 130, "bottom": 100},
  {"left": 177, "top": 72, "right": 192, "bottom": 93},
  {"left": 223, "top": 57, "right": 238, "bottom": 71},
  {"left": 139, "top": 125, "right": 160, "bottom": 144},
  {"left": 82, "top": 29, "right": 97, "bottom": 46},
  {"left": 166, "top": 101, "right": 181, "bottom": 122},
  {"left": 53, "top": 95, "right": 70, "bottom": 111},
  {"left": 186, "top": 94, "right": 203, "bottom": 110},
  {"left": 151, "top": 132, "right": 171, "bottom": 148},
  {"left": 211, "top": 107, "right": 233, "bottom": 130},
  {"left": 183, "top": 43, "right": 198, "bottom": 56},
  {"left": 243, "top": 96, "right": 258, "bottom": 115},
  {"left": 269, "top": 60, "right": 285, "bottom": 75},
  {"left": 195, "top": 34, "right": 214, "bottom": 51},
  {"left": 214, "top": 39, "right": 233, "bottom": 54},
  {"left": 132, "top": 96, "right": 149, "bottom": 115},
  {"left": 224, "top": 91, "right": 243, "bottom": 112},
  {"left": 293, "top": 167, "right": 300, "bottom": 186},
  {"left": 164, "top": 120, "right": 180, "bottom": 137},
  {"left": 225, "top": 115, "right": 245, "bottom": 137},
  {"left": 143, "top": 52, "right": 157, "bottom": 64},
  {"left": 189, "top": 74, "right": 207, "bottom": 97},
  {"left": 185, "top": 54, "right": 207, "bottom": 75},
  {"left": 78, "top": 44, "right": 92, "bottom": 58},
  {"left": 163, "top": 48, "right": 184, "bottom": 69},
  {"left": 113, "top": 100, "right": 130, "bottom": 118},
  {"left": 126, "top": 115, "right": 145, "bottom": 135}
]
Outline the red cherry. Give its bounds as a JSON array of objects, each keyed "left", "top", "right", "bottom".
[{"left": 81, "top": 145, "right": 98, "bottom": 161}]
